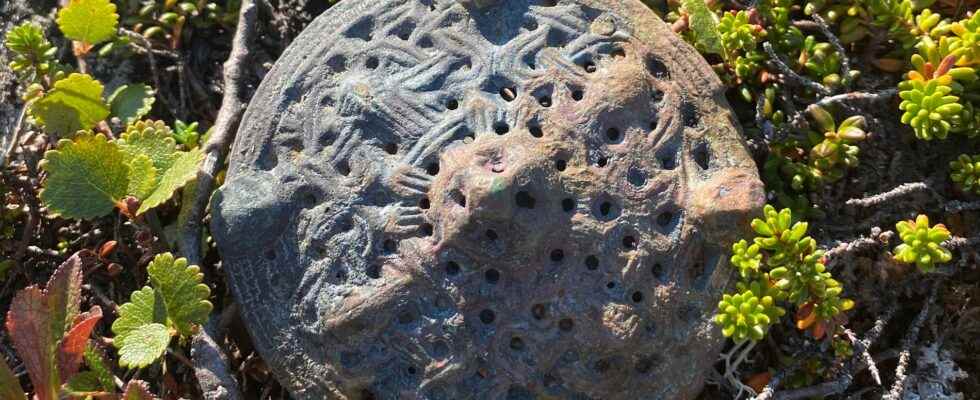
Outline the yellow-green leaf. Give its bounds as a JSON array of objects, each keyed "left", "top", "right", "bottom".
[
  {"left": 57, "top": 0, "right": 119, "bottom": 45},
  {"left": 31, "top": 73, "right": 109, "bottom": 135},
  {"left": 137, "top": 148, "right": 202, "bottom": 215},
  {"left": 39, "top": 133, "right": 129, "bottom": 219},
  {"left": 118, "top": 121, "right": 178, "bottom": 176},
  {"left": 127, "top": 154, "right": 156, "bottom": 200},
  {"left": 146, "top": 253, "right": 212, "bottom": 337},
  {"left": 116, "top": 323, "right": 169, "bottom": 369}
]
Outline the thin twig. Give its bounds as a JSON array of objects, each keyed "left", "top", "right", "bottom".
[
  {"left": 844, "top": 182, "right": 929, "bottom": 208},
  {"left": 180, "top": 0, "right": 258, "bottom": 266},
  {"left": 843, "top": 328, "right": 880, "bottom": 385},
  {"left": 184, "top": 1, "right": 258, "bottom": 398},
  {"left": 945, "top": 200, "right": 980, "bottom": 212},
  {"left": 943, "top": 235, "right": 980, "bottom": 250},
  {"left": 881, "top": 280, "right": 940, "bottom": 400},
  {"left": 120, "top": 29, "right": 178, "bottom": 119},
  {"left": 1, "top": 101, "right": 32, "bottom": 168},
  {"left": 763, "top": 42, "right": 831, "bottom": 96},
  {"left": 807, "top": 89, "right": 898, "bottom": 113},
  {"left": 791, "top": 89, "right": 898, "bottom": 130}
]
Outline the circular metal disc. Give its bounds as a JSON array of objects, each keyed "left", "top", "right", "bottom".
[{"left": 211, "top": 0, "right": 764, "bottom": 398}]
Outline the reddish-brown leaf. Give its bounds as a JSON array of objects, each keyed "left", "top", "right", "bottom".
[
  {"left": 745, "top": 371, "right": 772, "bottom": 393},
  {"left": 5, "top": 252, "right": 89, "bottom": 400},
  {"left": 7, "top": 286, "right": 58, "bottom": 400},
  {"left": 44, "top": 253, "right": 84, "bottom": 349},
  {"left": 57, "top": 306, "right": 103, "bottom": 381},
  {"left": 122, "top": 380, "right": 159, "bottom": 400}
]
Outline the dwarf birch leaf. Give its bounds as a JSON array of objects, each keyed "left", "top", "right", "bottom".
[
  {"left": 39, "top": 133, "right": 129, "bottom": 220},
  {"left": 108, "top": 84, "right": 155, "bottom": 125},
  {"left": 57, "top": 0, "right": 118, "bottom": 45},
  {"left": 112, "top": 287, "right": 166, "bottom": 352},
  {"left": 683, "top": 0, "right": 723, "bottom": 55},
  {"left": 116, "top": 323, "right": 170, "bottom": 369},
  {"left": 137, "top": 148, "right": 202, "bottom": 215},
  {"left": 118, "top": 121, "right": 178, "bottom": 176},
  {"left": 146, "top": 253, "right": 212, "bottom": 336},
  {"left": 31, "top": 74, "right": 110, "bottom": 135},
  {"left": 127, "top": 155, "right": 156, "bottom": 200}
]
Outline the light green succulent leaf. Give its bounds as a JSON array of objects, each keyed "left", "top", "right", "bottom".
[{"left": 808, "top": 106, "right": 837, "bottom": 132}]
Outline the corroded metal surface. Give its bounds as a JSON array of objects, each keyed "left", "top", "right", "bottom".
[{"left": 210, "top": 0, "right": 764, "bottom": 398}]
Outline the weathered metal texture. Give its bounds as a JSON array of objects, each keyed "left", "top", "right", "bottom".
[{"left": 210, "top": 0, "right": 764, "bottom": 398}]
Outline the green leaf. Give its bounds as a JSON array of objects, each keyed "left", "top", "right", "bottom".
[
  {"left": 0, "top": 355, "right": 26, "bottom": 400},
  {"left": 63, "top": 371, "right": 105, "bottom": 396},
  {"left": 57, "top": 0, "right": 119, "bottom": 45},
  {"left": 113, "top": 287, "right": 166, "bottom": 349},
  {"left": 83, "top": 345, "right": 115, "bottom": 392},
  {"left": 31, "top": 73, "right": 110, "bottom": 135},
  {"left": 39, "top": 133, "right": 129, "bottom": 219},
  {"left": 146, "top": 253, "right": 212, "bottom": 336},
  {"left": 108, "top": 84, "right": 155, "bottom": 125},
  {"left": 4, "top": 22, "right": 56, "bottom": 82},
  {"left": 127, "top": 155, "right": 157, "bottom": 200},
  {"left": 138, "top": 148, "right": 202, "bottom": 214},
  {"left": 683, "top": 0, "right": 723, "bottom": 55},
  {"left": 117, "top": 323, "right": 170, "bottom": 369},
  {"left": 0, "top": 260, "right": 13, "bottom": 281},
  {"left": 118, "top": 121, "right": 178, "bottom": 177}
]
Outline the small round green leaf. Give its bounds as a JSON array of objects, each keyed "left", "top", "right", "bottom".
[
  {"left": 108, "top": 84, "right": 155, "bottom": 125},
  {"left": 117, "top": 323, "right": 170, "bottom": 369}
]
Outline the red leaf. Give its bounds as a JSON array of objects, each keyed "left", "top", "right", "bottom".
[
  {"left": 43, "top": 253, "right": 84, "bottom": 350},
  {"left": 7, "top": 287, "right": 58, "bottom": 400},
  {"left": 5, "top": 252, "right": 90, "bottom": 400},
  {"left": 57, "top": 306, "right": 103, "bottom": 381},
  {"left": 122, "top": 381, "right": 159, "bottom": 400}
]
